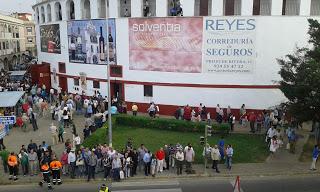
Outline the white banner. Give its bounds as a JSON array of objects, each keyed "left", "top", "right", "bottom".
[{"left": 202, "top": 17, "right": 257, "bottom": 73}]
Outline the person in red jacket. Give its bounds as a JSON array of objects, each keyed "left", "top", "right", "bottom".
[
  {"left": 183, "top": 105, "right": 192, "bottom": 121},
  {"left": 248, "top": 112, "right": 257, "bottom": 133},
  {"left": 156, "top": 147, "right": 165, "bottom": 173}
]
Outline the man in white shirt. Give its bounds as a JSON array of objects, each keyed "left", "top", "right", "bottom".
[
  {"left": 184, "top": 145, "right": 195, "bottom": 174},
  {"left": 175, "top": 147, "right": 184, "bottom": 175},
  {"left": 68, "top": 149, "right": 76, "bottom": 179},
  {"left": 49, "top": 123, "right": 58, "bottom": 145},
  {"left": 267, "top": 127, "right": 276, "bottom": 144},
  {"left": 73, "top": 134, "right": 81, "bottom": 149}
]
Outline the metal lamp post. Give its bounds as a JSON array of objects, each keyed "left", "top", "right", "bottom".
[{"left": 106, "top": 19, "right": 112, "bottom": 147}]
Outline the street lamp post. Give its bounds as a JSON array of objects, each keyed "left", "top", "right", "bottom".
[{"left": 106, "top": 19, "right": 112, "bottom": 147}]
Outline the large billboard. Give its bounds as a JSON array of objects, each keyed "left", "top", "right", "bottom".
[
  {"left": 67, "top": 19, "right": 116, "bottom": 65},
  {"left": 202, "top": 17, "right": 257, "bottom": 73},
  {"left": 129, "top": 17, "right": 203, "bottom": 73},
  {"left": 40, "top": 24, "right": 61, "bottom": 54}
]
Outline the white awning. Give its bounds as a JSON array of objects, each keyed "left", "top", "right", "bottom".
[{"left": 0, "top": 91, "right": 25, "bottom": 107}]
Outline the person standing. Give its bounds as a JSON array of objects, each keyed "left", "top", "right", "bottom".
[
  {"left": 50, "top": 158, "right": 62, "bottom": 185},
  {"left": 226, "top": 144, "right": 233, "bottom": 170},
  {"left": 111, "top": 154, "right": 121, "bottom": 181},
  {"left": 150, "top": 154, "right": 157, "bottom": 177},
  {"left": 58, "top": 121, "right": 64, "bottom": 143},
  {"left": 0, "top": 147, "right": 9, "bottom": 173},
  {"left": 8, "top": 152, "right": 18, "bottom": 180},
  {"left": 19, "top": 149, "right": 29, "bottom": 176},
  {"left": 289, "top": 131, "right": 297, "bottom": 154},
  {"left": 211, "top": 145, "right": 220, "bottom": 173},
  {"left": 68, "top": 149, "right": 76, "bottom": 179},
  {"left": 229, "top": 114, "right": 236, "bottom": 132},
  {"left": 138, "top": 144, "right": 147, "bottom": 172},
  {"left": 310, "top": 145, "right": 319, "bottom": 171},
  {"left": 185, "top": 145, "right": 195, "bottom": 174},
  {"left": 28, "top": 149, "right": 38, "bottom": 176},
  {"left": 102, "top": 154, "right": 112, "bottom": 180},
  {"left": 31, "top": 111, "right": 38, "bottom": 131},
  {"left": 143, "top": 150, "right": 151, "bottom": 176},
  {"left": 175, "top": 147, "right": 184, "bottom": 175},
  {"left": 132, "top": 103, "right": 138, "bottom": 116},
  {"left": 248, "top": 112, "right": 256, "bottom": 133},
  {"left": 87, "top": 149, "right": 98, "bottom": 181},
  {"left": 39, "top": 162, "right": 53, "bottom": 190},
  {"left": 73, "top": 134, "right": 81, "bottom": 149},
  {"left": 155, "top": 147, "right": 165, "bottom": 173},
  {"left": 50, "top": 123, "right": 58, "bottom": 145}
]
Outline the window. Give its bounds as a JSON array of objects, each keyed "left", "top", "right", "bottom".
[
  {"left": 58, "top": 62, "right": 66, "bottom": 73},
  {"left": 27, "top": 37, "right": 33, "bottom": 43},
  {"left": 16, "top": 33, "right": 19, "bottom": 38},
  {"left": 26, "top": 27, "right": 32, "bottom": 35},
  {"left": 110, "top": 65, "right": 123, "bottom": 77},
  {"left": 144, "top": 85, "right": 153, "bottom": 97},
  {"left": 93, "top": 81, "right": 100, "bottom": 89},
  {"left": 74, "top": 78, "right": 79, "bottom": 86},
  {"left": 2, "top": 42, "right": 5, "bottom": 49}
]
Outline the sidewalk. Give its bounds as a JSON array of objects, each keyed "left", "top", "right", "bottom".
[{"left": 0, "top": 113, "right": 317, "bottom": 185}]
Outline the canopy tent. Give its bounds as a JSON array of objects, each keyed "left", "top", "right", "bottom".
[
  {"left": 0, "top": 91, "right": 25, "bottom": 108},
  {"left": 9, "top": 71, "right": 27, "bottom": 76},
  {"left": 9, "top": 71, "right": 27, "bottom": 81}
]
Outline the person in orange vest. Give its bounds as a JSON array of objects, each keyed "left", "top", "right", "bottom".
[
  {"left": 50, "top": 158, "right": 62, "bottom": 185},
  {"left": 39, "top": 162, "right": 53, "bottom": 190},
  {"left": 7, "top": 152, "right": 18, "bottom": 181}
]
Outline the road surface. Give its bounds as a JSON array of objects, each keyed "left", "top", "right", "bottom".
[{"left": 1, "top": 176, "right": 320, "bottom": 192}]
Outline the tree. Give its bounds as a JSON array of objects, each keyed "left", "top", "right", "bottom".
[
  {"left": 278, "top": 19, "right": 320, "bottom": 124},
  {"left": 278, "top": 19, "right": 320, "bottom": 144}
]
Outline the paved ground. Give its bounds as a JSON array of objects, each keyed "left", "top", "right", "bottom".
[
  {"left": 2, "top": 176, "right": 320, "bottom": 192},
  {"left": 0, "top": 110, "right": 319, "bottom": 187}
]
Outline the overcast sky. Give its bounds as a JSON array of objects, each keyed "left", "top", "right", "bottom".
[{"left": 0, "top": 0, "right": 35, "bottom": 15}]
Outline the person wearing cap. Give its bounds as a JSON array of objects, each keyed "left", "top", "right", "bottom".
[
  {"left": 99, "top": 184, "right": 110, "bottom": 192},
  {"left": 39, "top": 162, "right": 53, "bottom": 190},
  {"left": 7, "top": 152, "right": 18, "bottom": 180},
  {"left": 175, "top": 147, "right": 184, "bottom": 175},
  {"left": 50, "top": 158, "right": 62, "bottom": 185}
]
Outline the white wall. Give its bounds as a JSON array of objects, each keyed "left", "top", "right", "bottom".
[
  {"left": 125, "top": 84, "right": 286, "bottom": 109},
  {"left": 36, "top": 16, "right": 320, "bottom": 109}
]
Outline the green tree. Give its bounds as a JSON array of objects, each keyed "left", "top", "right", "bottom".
[{"left": 278, "top": 19, "right": 320, "bottom": 123}]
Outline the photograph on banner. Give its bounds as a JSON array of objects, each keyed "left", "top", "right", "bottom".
[
  {"left": 129, "top": 17, "right": 203, "bottom": 73},
  {"left": 202, "top": 17, "right": 257, "bottom": 73},
  {"left": 79, "top": 72, "right": 87, "bottom": 91},
  {"left": 40, "top": 24, "right": 61, "bottom": 54},
  {"left": 67, "top": 19, "right": 116, "bottom": 65}
]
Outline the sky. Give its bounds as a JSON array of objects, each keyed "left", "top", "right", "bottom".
[{"left": 0, "top": 0, "right": 35, "bottom": 15}]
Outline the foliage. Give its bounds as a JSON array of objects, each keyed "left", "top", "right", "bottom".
[
  {"left": 115, "top": 115, "right": 230, "bottom": 134},
  {"left": 83, "top": 125, "right": 269, "bottom": 164},
  {"left": 278, "top": 19, "right": 320, "bottom": 123}
]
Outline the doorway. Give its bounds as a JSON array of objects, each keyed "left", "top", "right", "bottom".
[
  {"left": 110, "top": 82, "right": 124, "bottom": 101},
  {"left": 59, "top": 76, "right": 68, "bottom": 93}
]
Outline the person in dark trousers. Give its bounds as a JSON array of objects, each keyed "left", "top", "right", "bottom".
[
  {"left": 39, "top": 162, "right": 53, "bottom": 190},
  {"left": 87, "top": 150, "right": 97, "bottom": 181},
  {"left": 143, "top": 151, "right": 151, "bottom": 176},
  {"left": 31, "top": 112, "right": 38, "bottom": 131},
  {"left": 0, "top": 147, "right": 9, "bottom": 173},
  {"left": 211, "top": 145, "right": 221, "bottom": 173}
]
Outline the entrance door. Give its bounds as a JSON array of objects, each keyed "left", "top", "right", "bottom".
[
  {"left": 110, "top": 82, "right": 124, "bottom": 101},
  {"left": 59, "top": 76, "right": 68, "bottom": 93}
]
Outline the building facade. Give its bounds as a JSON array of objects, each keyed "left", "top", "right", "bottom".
[
  {"left": 0, "top": 13, "right": 27, "bottom": 70},
  {"left": 17, "top": 13, "right": 37, "bottom": 58},
  {"left": 32, "top": 0, "right": 320, "bottom": 116}
]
